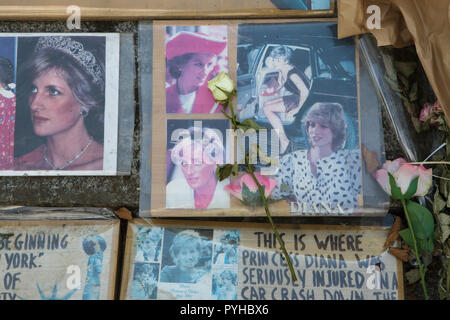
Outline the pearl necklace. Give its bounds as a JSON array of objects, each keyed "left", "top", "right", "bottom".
[{"left": 43, "top": 138, "right": 93, "bottom": 170}]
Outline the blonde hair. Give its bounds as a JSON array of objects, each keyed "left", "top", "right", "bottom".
[{"left": 302, "top": 102, "right": 347, "bottom": 151}]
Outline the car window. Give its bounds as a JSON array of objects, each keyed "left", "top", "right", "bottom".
[
  {"left": 237, "top": 44, "right": 263, "bottom": 76},
  {"left": 316, "top": 46, "right": 356, "bottom": 80}
]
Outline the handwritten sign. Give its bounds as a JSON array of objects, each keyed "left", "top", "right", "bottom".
[
  {"left": 121, "top": 220, "right": 403, "bottom": 300},
  {"left": 0, "top": 221, "right": 119, "bottom": 300}
]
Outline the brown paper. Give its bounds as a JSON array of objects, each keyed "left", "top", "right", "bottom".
[{"left": 338, "top": 0, "right": 450, "bottom": 128}]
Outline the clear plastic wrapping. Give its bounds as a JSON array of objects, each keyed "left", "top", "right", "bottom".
[
  {"left": 138, "top": 20, "right": 389, "bottom": 218},
  {"left": 0, "top": 33, "right": 135, "bottom": 176}
]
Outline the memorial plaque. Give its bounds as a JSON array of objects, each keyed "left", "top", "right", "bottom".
[
  {"left": 0, "top": 207, "right": 120, "bottom": 300},
  {"left": 121, "top": 219, "right": 403, "bottom": 300}
]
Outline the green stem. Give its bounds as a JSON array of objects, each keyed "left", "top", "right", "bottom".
[
  {"left": 247, "top": 164, "right": 298, "bottom": 282},
  {"left": 215, "top": 86, "right": 297, "bottom": 282},
  {"left": 401, "top": 199, "right": 429, "bottom": 300}
]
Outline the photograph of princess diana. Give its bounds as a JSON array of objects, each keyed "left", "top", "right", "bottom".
[
  {"left": 165, "top": 25, "right": 228, "bottom": 114},
  {"left": 14, "top": 35, "right": 106, "bottom": 171},
  {"left": 0, "top": 37, "right": 17, "bottom": 170},
  {"left": 160, "top": 228, "right": 213, "bottom": 284},
  {"left": 1, "top": 34, "right": 120, "bottom": 175},
  {"left": 166, "top": 119, "right": 230, "bottom": 210},
  {"left": 237, "top": 22, "right": 361, "bottom": 215}
]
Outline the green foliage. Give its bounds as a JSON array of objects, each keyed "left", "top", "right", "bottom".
[
  {"left": 403, "top": 176, "right": 419, "bottom": 199},
  {"left": 216, "top": 164, "right": 233, "bottom": 181},
  {"left": 241, "top": 184, "right": 265, "bottom": 208},
  {"left": 406, "top": 200, "right": 435, "bottom": 241},
  {"left": 388, "top": 173, "right": 404, "bottom": 200}
]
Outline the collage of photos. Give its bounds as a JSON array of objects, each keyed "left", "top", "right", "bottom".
[
  {"left": 236, "top": 22, "right": 361, "bottom": 215},
  {"left": 0, "top": 34, "right": 120, "bottom": 175},
  {"left": 131, "top": 226, "right": 240, "bottom": 300},
  {"left": 150, "top": 21, "right": 363, "bottom": 216}
]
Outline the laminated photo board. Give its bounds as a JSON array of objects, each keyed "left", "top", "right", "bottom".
[
  {"left": 0, "top": 207, "right": 120, "bottom": 300},
  {"left": 0, "top": 33, "right": 135, "bottom": 176},
  {"left": 0, "top": 0, "right": 335, "bottom": 20},
  {"left": 120, "top": 219, "right": 404, "bottom": 300},
  {"left": 139, "top": 19, "right": 389, "bottom": 217}
]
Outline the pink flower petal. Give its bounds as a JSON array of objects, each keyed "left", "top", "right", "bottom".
[
  {"left": 240, "top": 174, "right": 259, "bottom": 192},
  {"left": 415, "top": 166, "right": 432, "bottom": 196},
  {"left": 224, "top": 180, "right": 243, "bottom": 201},
  {"left": 375, "top": 168, "right": 391, "bottom": 195},
  {"left": 382, "top": 158, "right": 407, "bottom": 174},
  {"left": 394, "top": 164, "right": 418, "bottom": 194}
]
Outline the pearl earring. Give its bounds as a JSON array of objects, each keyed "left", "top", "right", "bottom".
[{"left": 80, "top": 108, "right": 89, "bottom": 117}]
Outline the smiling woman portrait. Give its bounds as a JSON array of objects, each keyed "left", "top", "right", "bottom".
[
  {"left": 166, "top": 124, "right": 230, "bottom": 209},
  {"left": 271, "top": 102, "right": 361, "bottom": 214},
  {"left": 14, "top": 36, "right": 105, "bottom": 171},
  {"left": 165, "top": 27, "right": 227, "bottom": 114}
]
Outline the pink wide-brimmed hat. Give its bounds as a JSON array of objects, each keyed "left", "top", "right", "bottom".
[{"left": 166, "top": 31, "right": 227, "bottom": 60}]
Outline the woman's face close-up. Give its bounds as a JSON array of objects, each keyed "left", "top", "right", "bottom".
[
  {"left": 272, "top": 55, "right": 288, "bottom": 69},
  {"left": 178, "top": 53, "right": 216, "bottom": 89},
  {"left": 178, "top": 143, "right": 216, "bottom": 190},
  {"left": 174, "top": 243, "right": 200, "bottom": 269},
  {"left": 29, "top": 68, "right": 83, "bottom": 137},
  {"left": 308, "top": 120, "right": 334, "bottom": 149}
]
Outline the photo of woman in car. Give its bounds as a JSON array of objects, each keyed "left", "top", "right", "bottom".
[
  {"left": 261, "top": 45, "right": 311, "bottom": 155},
  {"left": 237, "top": 22, "right": 361, "bottom": 215},
  {"left": 237, "top": 22, "right": 358, "bottom": 155}
]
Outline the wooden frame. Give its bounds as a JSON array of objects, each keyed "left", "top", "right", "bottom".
[
  {"left": 145, "top": 18, "right": 379, "bottom": 217},
  {"left": 120, "top": 219, "right": 404, "bottom": 300},
  {"left": 0, "top": 0, "right": 335, "bottom": 20}
]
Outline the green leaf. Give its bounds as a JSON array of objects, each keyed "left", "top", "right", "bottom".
[
  {"left": 399, "top": 228, "right": 414, "bottom": 249},
  {"left": 434, "top": 188, "right": 447, "bottom": 214},
  {"left": 216, "top": 164, "right": 233, "bottom": 181},
  {"left": 409, "top": 81, "right": 418, "bottom": 101},
  {"left": 439, "top": 168, "right": 449, "bottom": 199},
  {"left": 403, "top": 176, "right": 419, "bottom": 199},
  {"left": 241, "top": 183, "right": 264, "bottom": 208},
  {"left": 438, "top": 213, "right": 450, "bottom": 243},
  {"left": 416, "top": 237, "right": 433, "bottom": 255},
  {"left": 394, "top": 61, "right": 417, "bottom": 78},
  {"left": 406, "top": 200, "right": 435, "bottom": 240},
  {"left": 426, "top": 237, "right": 435, "bottom": 254},
  {"left": 389, "top": 173, "right": 404, "bottom": 200},
  {"left": 405, "top": 269, "right": 421, "bottom": 284},
  {"left": 231, "top": 163, "right": 239, "bottom": 176}
]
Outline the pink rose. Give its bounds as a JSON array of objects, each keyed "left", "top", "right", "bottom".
[
  {"left": 420, "top": 101, "right": 442, "bottom": 125},
  {"left": 375, "top": 158, "right": 432, "bottom": 198},
  {"left": 419, "top": 102, "right": 433, "bottom": 123},
  {"left": 224, "top": 172, "right": 277, "bottom": 206}
]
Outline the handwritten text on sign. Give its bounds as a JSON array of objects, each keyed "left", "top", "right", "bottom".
[{"left": 239, "top": 231, "right": 399, "bottom": 300}]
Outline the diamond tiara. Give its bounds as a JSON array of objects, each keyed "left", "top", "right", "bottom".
[{"left": 35, "top": 36, "right": 104, "bottom": 88}]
